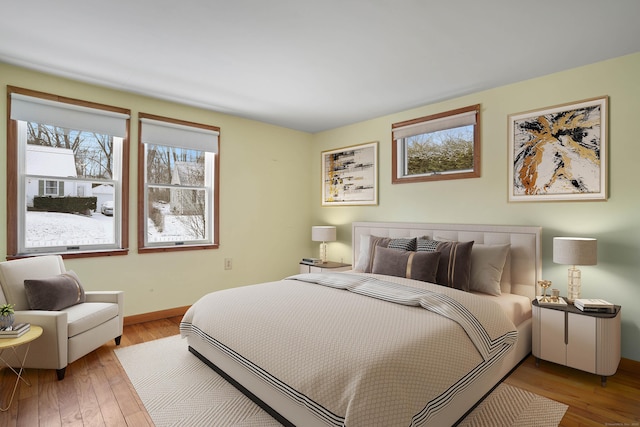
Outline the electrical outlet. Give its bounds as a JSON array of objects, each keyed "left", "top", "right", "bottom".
[{"left": 224, "top": 258, "right": 233, "bottom": 270}]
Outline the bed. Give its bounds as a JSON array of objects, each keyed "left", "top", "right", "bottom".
[{"left": 180, "top": 222, "right": 541, "bottom": 426}]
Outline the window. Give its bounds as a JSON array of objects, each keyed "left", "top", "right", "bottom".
[
  {"left": 138, "top": 113, "right": 219, "bottom": 253},
  {"left": 44, "top": 180, "right": 61, "bottom": 196},
  {"left": 392, "top": 104, "right": 480, "bottom": 183},
  {"left": 6, "top": 86, "right": 130, "bottom": 258}
]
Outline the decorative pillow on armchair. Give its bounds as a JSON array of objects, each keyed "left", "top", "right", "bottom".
[
  {"left": 24, "top": 270, "right": 86, "bottom": 311},
  {"left": 371, "top": 246, "right": 440, "bottom": 283}
]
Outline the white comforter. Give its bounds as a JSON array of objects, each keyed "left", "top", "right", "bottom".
[{"left": 181, "top": 272, "right": 517, "bottom": 426}]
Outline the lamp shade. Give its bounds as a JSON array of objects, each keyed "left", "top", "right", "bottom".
[
  {"left": 553, "top": 237, "right": 597, "bottom": 265},
  {"left": 311, "top": 226, "right": 336, "bottom": 242}
]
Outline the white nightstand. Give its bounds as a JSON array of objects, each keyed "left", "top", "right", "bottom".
[
  {"left": 299, "top": 261, "right": 351, "bottom": 274},
  {"left": 532, "top": 298, "right": 621, "bottom": 386}
]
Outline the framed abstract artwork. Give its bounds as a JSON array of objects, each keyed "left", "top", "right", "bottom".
[
  {"left": 321, "top": 141, "right": 378, "bottom": 206},
  {"left": 508, "top": 97, "right": 608, "bottom": 202}
]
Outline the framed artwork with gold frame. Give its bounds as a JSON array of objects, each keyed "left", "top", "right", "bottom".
[{"left": 508, "top": 96, "right": 607, "bottom": 202}]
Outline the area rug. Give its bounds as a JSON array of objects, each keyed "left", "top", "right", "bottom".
[
  {"left": 115, "top": 335, "right": 568, "bottom": 427},
  {"left": 458, "top": 383, "right": 568, "bottom": 427}
]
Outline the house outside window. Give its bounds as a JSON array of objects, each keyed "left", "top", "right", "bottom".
[
  {"left": 138, "top": 113, "right": 219, "bottom": 253},
  {"left": 6, "top": 86, "right": 130, "bottom": 258}
]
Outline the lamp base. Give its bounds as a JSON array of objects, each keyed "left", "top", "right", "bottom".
[
  {"left": 319, "top": 242, "right": 328, "bottom": 263},
  {"left": 566, "top": 266, "right": 581, "bottom": 303}
]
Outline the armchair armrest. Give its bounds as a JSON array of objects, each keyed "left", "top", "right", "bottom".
[
  {"left": 14, "top": 309, "right": 68, "bottom": 330},
  {"left": 13, "top": 310, "right": 68, "bottom": 370},
  {"left": 85, "top": 290, "right": 124, "bottom": 334},
  {"left": 85, "top": 290, "right": 124, "bottom": 304}
]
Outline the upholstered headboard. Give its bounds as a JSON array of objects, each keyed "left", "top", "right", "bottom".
[{"left": 351, "top": 222, "right": 542, "bottom": 299}]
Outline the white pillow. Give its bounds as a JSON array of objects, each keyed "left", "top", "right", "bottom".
[
  {"left": 469, "top": 244, "right": 510, "bottom": 296},
  {"left": 354, "top": 235, "right": 373, "bottom": 272},
  {"left": 354, "top": 235, "right": 393, "bottom": 273}
]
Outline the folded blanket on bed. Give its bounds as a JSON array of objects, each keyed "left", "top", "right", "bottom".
[
  {"left": 181, "top": 272, "right": 518, "bottom": 427},
  {"left": 287, "top": 273, "right": 518, "bottom": 361}
]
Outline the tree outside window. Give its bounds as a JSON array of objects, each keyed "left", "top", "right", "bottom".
[
  {"left": 392, "top": 104, "right": 481, "bottom": 183},
  {"left": 138, "top": 113, "right": 219, "bottom": 253},
  {"left": 6, "top": 87, "right": 130, "bottom": 258}
]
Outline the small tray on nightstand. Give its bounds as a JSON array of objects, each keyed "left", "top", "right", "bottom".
[{"left": 535, "top": 296, "right": 568, "bottom": 307}]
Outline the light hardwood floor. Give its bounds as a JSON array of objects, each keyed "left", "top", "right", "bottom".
[{"left": 1, "top": 316, "right": 638, "bottom": 426}]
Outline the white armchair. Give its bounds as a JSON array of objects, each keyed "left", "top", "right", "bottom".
[{"left": 0, "top": 255, "right": 124, "bottom": 380}]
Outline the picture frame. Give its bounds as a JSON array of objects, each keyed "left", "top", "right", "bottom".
[
  {"left": 508, "top": 96, "right": 608, "bottom": 202},
  {"left": 321, "top": 141, "right": 378, "bottom": 206}
]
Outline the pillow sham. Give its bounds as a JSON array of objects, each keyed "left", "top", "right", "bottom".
[
  {"left": 418, "top": 239, "right": 474, "bottom": 291},
  {"left": 24, "top": 270, "right": 86, "bottom": 311},
  {"left": 470, "top": 244, "right": 510, "bottom": 296},
  {"left": 354, "top": 235, "right": 390, "bottom": 272},
  {"left": 387, "top": 237, "right": 417, "bottom": 251},
  {"left": 354, "top": 236, "right": 417, "bottom": 273},
  {"left": 371, "top": 246, "right": 440, "bottom": 283}
]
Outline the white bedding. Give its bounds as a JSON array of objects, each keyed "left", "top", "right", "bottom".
[
  {"left": 182, "top": 222, "right": 541, "bottom": 426},
  {"left": 181, "top": 272, "right": 520, "bottom": 426},
  {"left": 472, "top": 291, "right": 532, "bottom": 327}
]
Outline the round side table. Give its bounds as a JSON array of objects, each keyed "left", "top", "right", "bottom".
[{"left": 0, "top": 325, "right": 43, "bottom": 411}]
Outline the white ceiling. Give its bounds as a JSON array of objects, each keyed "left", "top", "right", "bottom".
[{"left": 2, "top": 1, "right": 639, "bottom": 133}]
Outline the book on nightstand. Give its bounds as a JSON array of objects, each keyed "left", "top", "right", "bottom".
[
  {"left": 0, "top": 322, "right": 30, "bottom": 338},
  {"left": 574, "top": 298, "right": 615, "bottom": 313}
]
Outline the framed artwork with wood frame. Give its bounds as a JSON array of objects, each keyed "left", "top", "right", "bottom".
[
  {"left": 321, "top": 141, "right": 378, "bottom": 206},
  {"left": 392, "top": 104, "right": 481, "bottom": 184},
  {"left": 508, "top": 96, "right": 608, "bottom": 202}
]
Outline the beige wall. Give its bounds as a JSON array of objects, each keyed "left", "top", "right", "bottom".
[
  {"left": 310, "top": 53, "right": 640, "bottom": 361},
  {"left": 2, "top": 53, "right": 639, "bottom": 362},
  {"left": 0, "top": 63, "right": 313, "bottom": 316}
]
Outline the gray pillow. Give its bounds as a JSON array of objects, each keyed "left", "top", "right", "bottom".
[
  {"left": 24, "top": 270, "right": 86, "bottom": 311},
  {"left": 469, "top": 244, "right": 510, "bottom": 296},
  {"left": 418, "top": 240, "right": 474, "bottom": 291},
  {"left": 371, "top": 246, "right": 440, "bottom": 283},
  {"left": 355, "top": 236, "right": 421, "bottom": 273}
]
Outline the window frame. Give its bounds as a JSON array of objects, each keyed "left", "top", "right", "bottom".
[
  {"left": 6, "top": 86, "right": 130, "bottom": 259},
  {"left": 43, "top": 180, "right": 61, "bottom": 196},
  {"left": 391, "top": 104, "right": 481, "bottom": 184},
  {"left": 137, "top": 112, "right": 220, "bottom": 254}
]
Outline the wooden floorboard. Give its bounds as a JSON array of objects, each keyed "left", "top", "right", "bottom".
[
  {"left": 504, "top": 355, "right": 640, "bottom": 426},
  {"left": 0, "top": 315, "right": 638, "bottom": 426}
]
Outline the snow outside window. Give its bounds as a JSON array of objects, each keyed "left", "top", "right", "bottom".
[
  {"left": 139, "top": 114, "right": 219, "bottom": 252},
  {"left": 7, "top": 87, "right": 130, "bottom": 257}
]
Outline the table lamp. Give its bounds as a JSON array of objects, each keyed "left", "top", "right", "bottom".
[
  {"left": 312, "top": 226, "right": 336, "bottom": 263},
  {"left": 553, "top": 237, "right": 597, "bottom": 303}
]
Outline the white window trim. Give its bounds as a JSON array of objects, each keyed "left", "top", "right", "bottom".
[{"left": 15, "top": 123, "right": 125, "bottom": 254}]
